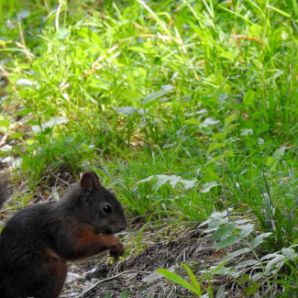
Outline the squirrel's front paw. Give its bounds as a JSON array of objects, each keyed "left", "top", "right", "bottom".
[{"left": 109, "top": 241, "right": 124, "bottom": 258}]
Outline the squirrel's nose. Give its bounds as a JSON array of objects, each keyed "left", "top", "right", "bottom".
[{"left": 104, "top": 228, "right": 113, "bottom": 234}]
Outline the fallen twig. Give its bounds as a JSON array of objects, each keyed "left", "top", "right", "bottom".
[{"left": 76, "top": 270, "right": 139, "bottom": 298}]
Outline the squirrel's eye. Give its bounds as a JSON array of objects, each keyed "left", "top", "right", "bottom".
[{"left": 102, "top": 203, "right": 112, "bottom": 214}]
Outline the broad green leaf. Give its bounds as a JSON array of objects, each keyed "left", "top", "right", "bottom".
[
  {"left": 250, "top": 232, "right": 272, "bottom": 248},
  {"left": 32, "top": 117, "right": 69, "bottom": 133},
  {"left": 239, "top": 223, "right": 254, "bottom": 238},
  {"left": 273, "top": 146, "right": 286, "bottom": 159},
  {"left": 57, "top": 28, "right": 70, "bottom": 39},
  {"left": 138, "top": 175, "right": 196, "bottom": 190},
  {"left": 266, "top": 146, "right": 286, "bottom": 169},
  {"left": 17, "top": 10, "right": 30, "bottom": 19},
  {"left": 265, "top": 254, "right": 285, "bottom": 274},
  {"left": 215, "top": 235, "right": 241, "bottom": 249},
  {"left": 143, "top": 85, "right": 173, "bottom": 105},
  {"left": 216, "top": 285, "right": 225, "bottom": 298},
  {"left": 201, "top": 117, "right": 219, "bottom": 127},
  {"left": 240, "top": 128, "right": 253, "bottom": 136},
  {"left": 114, "top": 106, "right": 138, "bottom": 116},
  {"left": 223, "top": 247, "right": 251, "bottom": 262},
  {"left": 200, "top": 181, "right": 219, "bottom": 193},
  {"left": 260, "top": 252, "right": 280, "bottom": 261},
  {"left": 235, "top": 259, "right": 259, "bottom": 270},
  {"left": 281, "top": 248, "right": 297, "bottom": 260},
  {"left": 16, "top": 78, "right": 37, "bottom": 88},
  {"left": 212, "top": 223, "right": 237, "bottom": 241}
]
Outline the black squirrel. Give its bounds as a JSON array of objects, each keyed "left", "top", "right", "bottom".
[{"left": 0, "top": 171, "right": 126, "bottom": 298}]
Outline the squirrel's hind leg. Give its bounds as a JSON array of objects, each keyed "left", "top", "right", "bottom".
[{"left": 27, "top": 249, "right": 67, "bottom": 298}]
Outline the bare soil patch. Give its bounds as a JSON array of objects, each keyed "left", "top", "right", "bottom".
[{"left": 61, "top": 225, "right": 243, "bottom": 298}]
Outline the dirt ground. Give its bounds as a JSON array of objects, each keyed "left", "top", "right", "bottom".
[{"left": 60, "top": 223, "right": 245, "bottom": 298}]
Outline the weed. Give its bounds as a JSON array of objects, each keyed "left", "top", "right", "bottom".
[{"left": 158, "top": 209, "right": 298, "bottom": 297}]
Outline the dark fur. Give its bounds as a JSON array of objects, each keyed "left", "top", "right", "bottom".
[{"left": 0, "top": 172, "right": 126, "bottom": 298}]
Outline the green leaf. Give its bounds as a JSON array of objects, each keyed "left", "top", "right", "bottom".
[
  {"left": 181, "top": 264, "right": 202, "bottom": 296},
  {"left": 235, "top": 259, "right": 259, "bottom": 270},
  {"left": 239, "top": 223, "right": 254, "bottom": 238},
  {"left": 265, "top": 156, "right": 275, "bottom": 167},
  {"left": 114, "top": 106, "right": 138, "bottom": 116},
  {"left": 0, "top": 119, "right": 10, "bottom": 132},
  {"left": 200, "top": 181, "right": 219, "bottom": 193},
  {"left": 281, "top": 248, "right": 297, "bottom": 260},
  {"left": 243, "top": 89, "right": 256, "bottom": 106},
  {"left": 16, "top": 78, "right": 37, "bottom": 88},
  {"left": 201, "top": 117, "right": 219, "bottom": 127},
  {"left": 266, "top": 146, "right": 286, "bottom": 169},
  {"left": 212, "top": 223, "right": 237, "bottom": 241},
  {"left": 249, "top": 24, "right": 262, "bottom": 36},
  {"left": 223, "top": 247, "right": 251, "bottom": 262},
  {"left": 215, "top": 235, "right": 242, "bottom": 249},
  {"left": 143, "top": 85, "right": 173, "bottom": 105},
  {"left": 138, "top": 175, "right": 196, "bottom": 190},
  {"left": 57, "top": 28, "right": 70, "bottom": 39},
  {"left": 244, "top": 281, "right": 260, "bottom": 296},
  {"left": 250, "top": 232, "right": 272, "bottom": 248},
  {"left": 156, "top": 268, "right": 199, "bottom": 296},
  {"left": 265, "top": 254, "right": 285, "bottom": 274},
  {"left": 273, "top": 146, "right": 286, "bottom": 160}
]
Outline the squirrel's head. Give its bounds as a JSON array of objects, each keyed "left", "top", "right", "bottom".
[{"left": 74, "top": 171, "right": 127, "bottom": 234}]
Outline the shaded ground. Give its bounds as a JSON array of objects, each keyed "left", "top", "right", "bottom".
[{"left": 61, "top": 225, "right": 244, "bottom": 298}]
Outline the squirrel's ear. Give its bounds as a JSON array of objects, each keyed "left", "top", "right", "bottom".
[{"left": 80, "top": 172, "right": 101, "bottom": 191}]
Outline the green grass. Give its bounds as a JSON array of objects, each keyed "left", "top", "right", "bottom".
[{"left": 0, "top": 0, "right": 297, "bottom": 293}]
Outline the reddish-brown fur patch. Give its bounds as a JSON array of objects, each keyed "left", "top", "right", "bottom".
[
  {"left": 44, "top": 248, "right": 67, "bottom": 298},
  {"left": 69, "top": 224, "right": 122, "bottom": 260}
]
